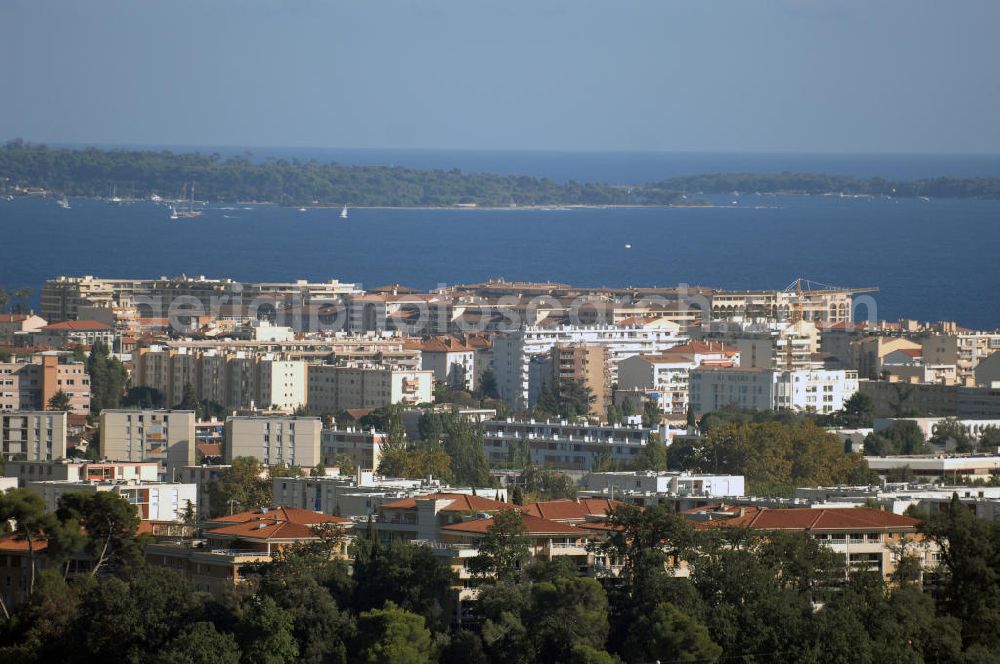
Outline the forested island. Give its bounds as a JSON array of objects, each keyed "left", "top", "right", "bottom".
[
  {"left": 2, "top": 140, "right": 1000, "bottom": 207},
  {"left": 0, "top": 141, "right": 683, "bottom": 207}
]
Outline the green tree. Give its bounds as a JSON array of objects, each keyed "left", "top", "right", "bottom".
[
  {"left": 605, "top": 403, "right": 621, "bottom": 426},
  {"left": 620, "top": 601, "right": 721, "bottom": 664},
  {"left": 841, "top": 390, "right": 876, "bottom": 427},
  {"left": 469, "top": 509, "right": 531, "bottom": 584},
  {"left": 520, "top": 465, "right": 577, "bottom": 500},
  {"left": 864, "top": 420, "right": 928, "bottom": 456},
  {"left": 123, "top": 385, "right": 165, "bottom": 409},
  {"left": 237, "top": 595, "right": 299, "bottom": 664},
  {"left": 527, "top": 575, "right": 610, "bottom": 662},
  {"left": 0, "top": 489, "right": 60, "bottom": 601},
  {"left": 441, "top": 411, "right": 490, "bottom": 486},
  {"left": 207, "top": 456, "right": 271, "bottom": 516},
  {"left": 46, "top": 390, "right": 71, "bottom": 411},
  {"left": 351, "top": 541, "right": 457, "bottom": 631},
  {"left": 354, "top": 601, "right": 434, "bottom": 664},
  {"left": 477, "top": 369, "right": 500, "bottom": 400},
  {"left": 980, "top": 425, "right": 1000, "bottom": 450},
  {"left": 642, "top": 399, "right": 661, "bottom": 427},
  {"left": 631, "top": 432, "right": 669, "bottom": 471},
  {"left": 930, "top": 418, "right": 974, "bottom": 452},
  {"left": 152, "top": 622, "right": 241, "bottom": 664},
  {"left": 56, "top": 491, "right": 141, "bottom": 574},
  {"left": 172, "top": 382, "right": 198, "bottom": 411},
  {"left": 87, "top": 340, "right": 127, "bottom": 413}
]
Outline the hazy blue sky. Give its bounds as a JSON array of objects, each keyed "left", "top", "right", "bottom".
[{"left": 2, "top": 0, "right": 998, "bottom": 153}]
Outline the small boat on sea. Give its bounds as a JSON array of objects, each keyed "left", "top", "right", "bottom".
[
  {"left": 340, "top": 205, "right": 349, "bottom": 219},
  {"left": 57, "top": 196, "right": 70, "bottom": 209},
  {"left": 175, "top": 183, "right": 203, "bottom": 218},
  {"left": 169, "top": 205, "right": 179, "bottom": 220}
]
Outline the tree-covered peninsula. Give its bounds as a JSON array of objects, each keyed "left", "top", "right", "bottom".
[
  {"left": 2, "top": 141, "right": 999, "bottom": 207},
  {"left": 0, "top": 141, "right": 682, "bottom": 207}
]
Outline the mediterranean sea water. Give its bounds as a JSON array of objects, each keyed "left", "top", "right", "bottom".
[{"left": 1, "top": 151, "right": 998, "bottom": 329}]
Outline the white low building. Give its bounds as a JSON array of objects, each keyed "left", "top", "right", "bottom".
[
  {"left": 690, "top": 367, "right": 859, "bottom": 416},
  {"left": 26, "top": 479, "right": 197, "bottom": 521},
  {"left": 582, "top": 470, "right": 745, "bottom": 499}
]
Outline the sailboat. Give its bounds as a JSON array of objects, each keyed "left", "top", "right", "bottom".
[
  {"left": 176, "top": 183, "right": 203, "bottom": 218},
  {"left": 169, "top": 205, "right": 179, "bottom": 220},
  {"left": 340, "top": 205, "right": 349, "bottom": 219},
  {"left": 109, "top": 185, "right": 123, "bottom": 205},
  {"left": 57, "top": 195, "right": 70, "bottom": 209}
]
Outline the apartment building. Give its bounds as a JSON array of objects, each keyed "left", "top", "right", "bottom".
[
  {"left": 550, "top": 343, "right": 608, "bottom": 419},
  {"left": 224, "top": 416, "right": 322, "bottom": 468},
  {"left": 321, "top": 427, "right": 386, "bottom": 471},
  {"left": 923, "top": 332, "right": 1000, "bottom": 383},
  {"left": 617, "top": 341, "right": 740, "bottom": 417},
  {"left": 146, "top": 507, "right": 352, "bottom": 595},
  {"left": 41, "top": 274, "right": 359, "bottom": 323},
  {"left": 0, "top": 313, "right": 47, "bottom": 344},
  {"left": 257, "top": 357, "right": 307, "bottom": 411},
  {"left": 0, "top": 354, "right": 90, "bottom": 414},
  {"left": 689, "top": 367, "right": 859, "bottom": 416},
  {"left": 408, "top": 336, "right": 477, "bottom": 391},
  {"left": 306, "top": 363, "right": 433, "bottom": 414},
  {"left": 689, "top": 506, "right": 929, "bottom": 579},
  {"left": 32, "top": 320, "right": 115, "bottom": 349},
  {"left": 27, "top": 479, "right": 197, "bottom": 521},
  {"left": 5, "top": 459, "right": 159, "bottom": 487},
  {"left": 860, "top": 381, "right": 1000, "bottom": 419},
  {"left": 494, "top": 325, "right": 687, "bottom": 409},
  {"left": 481, "top": 419, "right": 654, "bottom": 470},
  {"left": 0, "top": 411, "right": 67, "bottom": 461},
  {"left": 99, "top": 409, "right": 197, "bottom": 475}
]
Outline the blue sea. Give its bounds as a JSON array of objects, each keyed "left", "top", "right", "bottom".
[{"left": 1, "top": 151, "right": 999, "bottom": 329}]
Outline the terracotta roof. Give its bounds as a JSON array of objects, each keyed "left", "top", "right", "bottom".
[
  {"left": 441, "top": 512, "right": 582, "bottom": 536},
  {"left": 898, "top": 348, "right": 923, "bottom": 358},
  {"left": 0, "top": 533, "right": 50, "bottom": 552},
  {"left": 522, "top": 498, "right": 622, "bottom": 522},
  {"left": 42, "top": 320, "right": 112, "bottom": 331},
  {"left": 196, "top": 443, "right": 223, "bottom": 458},
  {"left": 341, "top": 408, "right": 375, "bottom": 421},
  {"left": 406, "top": 336, "right": 475, "bottom": 353},
  {"left": 206, "top": 506, "right": 350, "bottom": 541},
  {"left": 692, "top": 506, "right": 919, "bottom": 531},
  {"left": 379, "top": 492, "right": 508, "bottom": 512},
  {"left": 0, "top": 314, "right": 28, "bottom": 323}
]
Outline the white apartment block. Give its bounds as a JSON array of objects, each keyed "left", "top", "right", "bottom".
[
  {"left": 482, "top": 419, "right": 654, "bottom": 470},
  {"left": 5, "top": 459, "right": 159, "bottom": 487},
  {"left": 257, "top": 357, "right": 308, "bottom": 411},
  {"left": 99, "top": 410, "right": 197, "bottom": 475},
  {"left": 0, "top": 411, "right": 67, "bottom": 461},
  {"left": 494, "top": 325, "right": 687, "bottom": 409},
  {"left": 583, "top": 471, "right": 745, "bottom": 498},
  {"left": 690, "top": 367, "right": 859, "bottom": 416},
  {"left": 224, "top": 416, "right": 322, "bottom": 468},
  {"left": 307, "top": 364, "right": 433, "bottom": 414},
  {"left": 26, "top": 479, "right": 197, "bottom": 521}
]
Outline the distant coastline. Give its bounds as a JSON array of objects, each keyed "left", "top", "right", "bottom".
[{"left": 2, "top": 140, "right": 999, "bottom": 208}]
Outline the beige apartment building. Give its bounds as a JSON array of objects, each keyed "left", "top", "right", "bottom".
[
  {"left": 306, "top": 364, "right": 433, "bottom": 414},
  {"left": 922, "top": 333, "right": 1000, "bottom": 383},
  {"left": 550, "top": 343, "right": 608, "bottom": 419},
  {"left": 99, "top": 409, "right": 197, "bottom": 475},
  {"left": 257, "top": 358, "right": 308, "bottom": 411},
  {"left": 0, "top": 354, "right": 90, "bottom": 415},
  {"left": 224, "top": 416, "right": 322, "bottom": 468},
  {"left": 0, "top": 411, "right": 67, "bottom": 461}
]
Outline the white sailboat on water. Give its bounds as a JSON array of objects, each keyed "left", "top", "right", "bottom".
[
  {"left": 57, "top": 195, "right": 70, "bottom": 209},
  {"left": 340, "top": 205, "right": 349, "bottom": 219},
  {"left": 169, "top": 205, "right": 179, "bottom": 220}
]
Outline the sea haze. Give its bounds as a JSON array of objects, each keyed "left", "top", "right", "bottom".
[{"left": 0, "top": 191, "right": 997, "bottom": 330}]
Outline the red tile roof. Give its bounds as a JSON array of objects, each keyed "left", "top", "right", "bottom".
[
  {"left": 691, "top": 506, "right": 919, "bottom": 531},
  {"left": 379, "top": 492, "right": 508, "bottom": 512},
  {"left": 42, "top": 320, "right": 112, "bottom": 331},
  {"left": 522, "top": 498, "right": 622, "bottom": 522},
  {"left": 206, "top": 506, "right": 350, "bottom": 541},
  {"left": 0, "top": 314, "right": 28, "bottom": 323},
  {"left": 0, "top": 533, "right": 49, "bottom": 552},
  {"left": 441, "top": 512, "right": 582, "bottom": 536}
]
